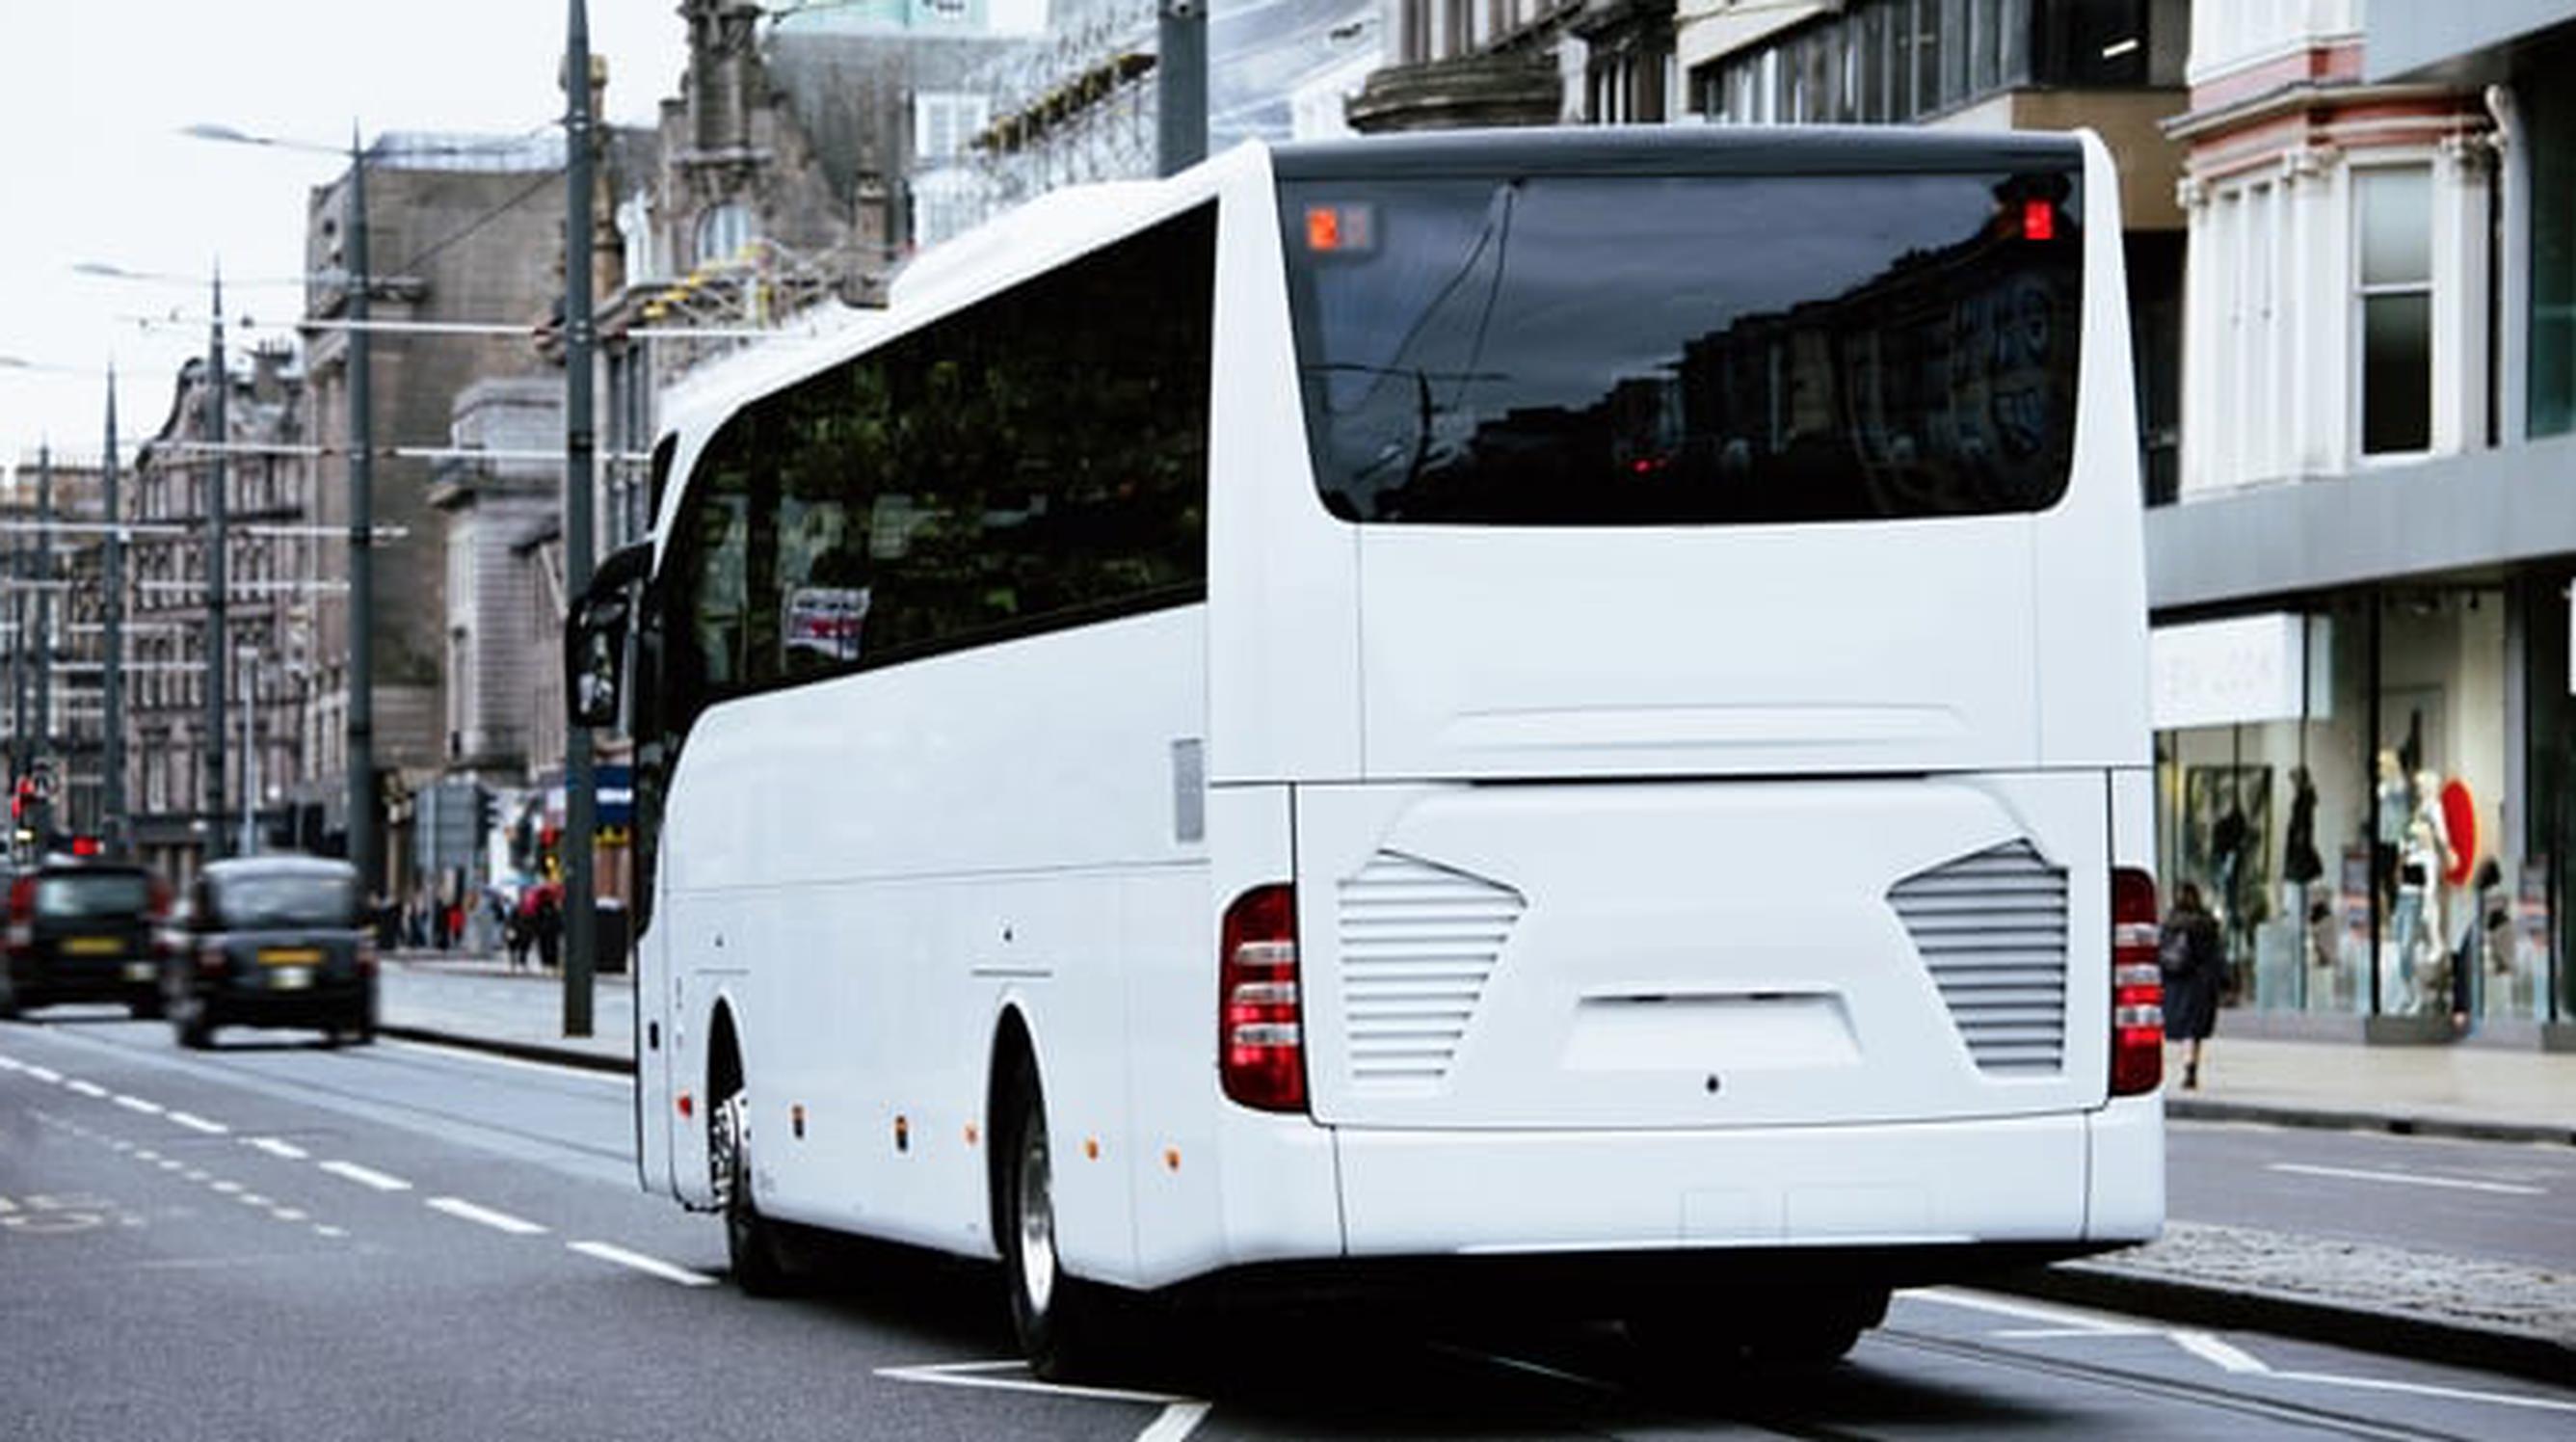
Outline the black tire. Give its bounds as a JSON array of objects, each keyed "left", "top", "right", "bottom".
[
  {"left": 129, "top": 995, "right": 164, "bottom": 1022},
  {"left": 176, "top": 1014, "right": 213, "bottom": 1051},
  {"left": 997, "top": 1067, "right": 1128, "bottom": 1381},
  {"left": 713, "top": 1088, "right": 799, "bottom": 1296},
  {"left": 1628, "top": 1285, "right": 1883, "bottom": 1378},
  {"left": 350, "top": 1011, "right": 376, "bottom": 1046}
]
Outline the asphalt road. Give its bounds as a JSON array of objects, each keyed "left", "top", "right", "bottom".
[
  {"left": 2169, "top": 1120, "right": 2576, "bottom": 1271},
  {"left": 6, "top": 1008, "right": 2574, "bottom": 1442}
]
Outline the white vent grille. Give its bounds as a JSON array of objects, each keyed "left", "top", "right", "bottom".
[
  {"left": 1335, "top": 852, "right": 1524, "bottom": 1087},
  {"left": 1889, "top": 841, "right": 2069, "bottom": 1076}
]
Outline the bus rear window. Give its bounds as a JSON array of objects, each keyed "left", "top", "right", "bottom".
[{"left": 1280, "top": 168, "right": 2082, "bottom": 525}]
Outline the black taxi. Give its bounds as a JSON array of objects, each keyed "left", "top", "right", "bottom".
[{"left": 0, "top": 860, "right": 170, "bottom": 1020}]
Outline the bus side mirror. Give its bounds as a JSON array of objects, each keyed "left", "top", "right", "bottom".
[{"left": 567, "top": 542, "right": 652, "bottom": 732}]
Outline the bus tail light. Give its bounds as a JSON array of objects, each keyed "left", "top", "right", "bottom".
[
  {"left": 1219, "top": 884, "right": 1306, "bottom": 1113},
  {"left": 2110, "top": 868, "right": 2164, "bottom": 1097}
]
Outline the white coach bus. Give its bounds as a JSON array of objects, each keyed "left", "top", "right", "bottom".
[{"left": 567, "top": 125, "right": 2164, "bottom": 1377}]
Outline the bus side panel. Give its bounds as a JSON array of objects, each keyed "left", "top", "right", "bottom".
[
  {"left": 2089, "top": 764, "right": 2164, "bottom": 1243},
  {"left": 2033, "top": 130, "right": 2151, "bottom": 772},
  {"left": 1207, "top": 147, "right": 1362, "bottom": 787},
  {"left": 1122, "top": 783, "right": 1349, "bottom": 1291},
  {"left": 659, "top": 609, "right": 1205, "bottom": 1272}
]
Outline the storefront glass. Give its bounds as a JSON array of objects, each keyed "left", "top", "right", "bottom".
[{"left": 2156, "top": 587, "right": 2561, "bottom": 1028}]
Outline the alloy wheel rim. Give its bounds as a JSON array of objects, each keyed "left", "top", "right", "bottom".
[{"left": 1018, "top": 1116, "right": 1055, "bottom": 1318}]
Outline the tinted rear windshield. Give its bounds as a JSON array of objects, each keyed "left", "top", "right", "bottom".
[
  {"left": 1280, "top": 166, "right": 2082, "bottom": 524},
  {"left": 211, "top": 874, "right": 355, "bottom": 929},
  {"left": 37, "top": 873, "right": 150, "bottom": 918}
]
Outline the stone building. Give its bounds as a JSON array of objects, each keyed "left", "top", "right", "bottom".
[
  {"left": 124, "top": 345, "right": 320, "bottom": 888},
  {"left": 0, "top": 451, "right": 106, "bottom": 853},
  {"left": 299, "top": 130, "right": 592, "bottom": 895},
  {"left": 2146, "top": 1, "right": 2576, "bottom": 1047}
]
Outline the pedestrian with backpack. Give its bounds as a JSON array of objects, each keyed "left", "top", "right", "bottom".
[{"left": 2160, "top": 881, "right": 2224, "bottom": 1090}]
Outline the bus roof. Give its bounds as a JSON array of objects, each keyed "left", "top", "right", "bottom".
[{"left": 1273, "top": 124, "right": 2086, "bottom": 181}]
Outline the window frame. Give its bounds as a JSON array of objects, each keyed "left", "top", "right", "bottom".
[{"left": 2350, "top": 160, "right": 2437, "bottom": 463}]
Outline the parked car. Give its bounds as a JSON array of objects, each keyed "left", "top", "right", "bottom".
[
  {"left": 167, "top": 856, "right": 375, "bottom": 1049},
  {"left": 0, "top": 859, "right": 172, "bottom": 1020}
]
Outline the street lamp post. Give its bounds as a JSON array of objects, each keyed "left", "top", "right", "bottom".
[
  {"left": 103, "top": 369, "right": 125, "bottom": 858},
  {"left": 346, "top": 131, "right": 378, "bottom": 909},
  {"left": 36, "top": 443, "right": 53, "bottom": 819},
  {"left": 238, "top": 646, "right": 260, "bottom": 857},
  {"left": 205, "top": 268, "right": 229, "bottom": 863},
  {"left": 562, "top": 0, "right": 598, "bottom": 1036}
]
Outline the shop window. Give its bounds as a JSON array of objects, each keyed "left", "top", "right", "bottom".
[{"left": 2355, "top": 166, "right": 2434, "bottom": 456}]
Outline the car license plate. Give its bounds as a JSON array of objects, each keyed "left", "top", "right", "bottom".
[
  {"left": 66, "top": 936, "right": 121, "bottom": 957},
  {"left": 122, "top": 962, "right": 156, "bottom": 982},
  {"left": 259, "top": 948, "right": 324, "bottom": 966},
  {"left": 271, "top": 967, "right": 312, "bottom": 991}
]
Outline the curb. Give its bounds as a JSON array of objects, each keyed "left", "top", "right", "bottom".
[
  {"left": 2167, "top": 1097, "right": 2576, "bottom": 1148},
  {"left": 1984, "top": 1261, "right": 2576, "bottom": 1390},
  {"left": 378, "top": 1023, "right": 636, "bottom": 1077}
]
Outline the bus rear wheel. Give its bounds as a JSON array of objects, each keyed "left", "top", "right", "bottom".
[
  {"left": 713, "top": 1088, "right": 797, "bottom": 1296},
  {"left": 998, "top": 1070, "right": 1125, "bottom": 1381}
]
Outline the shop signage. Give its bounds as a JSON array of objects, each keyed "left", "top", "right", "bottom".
[{"left": 2150, "top": 613, "right": 2308, "bottom": 731}]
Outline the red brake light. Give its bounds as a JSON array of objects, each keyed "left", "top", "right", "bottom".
[
  {"left": 2023, "top": 197, "right": 2058, "bottom": 241},
  {"left": 7, "top": 875, "right": 33, "bottom": 925},
  {"left": 2110, "top": 868, "right": 2163, "bottom": 1097},
  {"left": 1220, "top": 884, "right": 1306, "bottom": 1112}
]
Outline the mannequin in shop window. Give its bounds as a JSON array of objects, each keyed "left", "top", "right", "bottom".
[
  {"left": 2374, "top": 749, "right": 2410, "bottom": 911},
  {"left": 2393, "top": 770, "right": 2452, "bottom": 1014}
]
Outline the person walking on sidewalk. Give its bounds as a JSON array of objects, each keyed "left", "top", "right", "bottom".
[
  {"left": 533, "top": 884, "right": 564, "bottom": 974},
  {"left": 2161, "top": 881, "right": 2224, "bottom": 1090}
]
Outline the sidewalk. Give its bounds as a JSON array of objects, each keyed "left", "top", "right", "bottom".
[{"left": 372, "top": 951, "right": 2573, "bottom": 1384}]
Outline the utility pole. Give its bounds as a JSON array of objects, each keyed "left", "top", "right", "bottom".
[
  {"left": 103, "top": 369, "right": 125, "bottom": 857},
  {"left": 205, "top": 267, "right": 229, "bottom": 862},
  {"left": 1157, "top": 1, "right": 1208, "bottom": 177},
  {"left": 35, "top": 444, "right": 52, "bottom": 818},
  {"left": 347, "top": 130, "right": 378, "bottom": 908},
  {"left": 562, "top": 0, "right": 598, "bottom": 1036}
]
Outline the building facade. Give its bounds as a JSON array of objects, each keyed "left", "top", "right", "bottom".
[
  {"left": 124, "top": 346, "right": 321, "bottom": 888},
  {"left": 2148, "top": 1, "right": 2576, "bottom": 1047},
  {"left": 300, "top": 131, "right": 577, "bottom": 896}
]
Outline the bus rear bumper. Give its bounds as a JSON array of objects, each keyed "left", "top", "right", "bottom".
[{"left": 1330, "top": 1107, "right": 2145, "bottom": 1262}]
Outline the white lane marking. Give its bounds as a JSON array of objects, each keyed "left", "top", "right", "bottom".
[
  {"left": 65, "top": 1080, "right": 108, "bottom": 1098},
  {"left": 25, "top": 1065, "right": 63, "bottom": 1083},
  {"left": 314, "top": 1225, "right": 347, "bottom": 1239},
  {"left": 1136, "top": 1402, "right": 1212, "bottom": 1442},
  {"left": 209, "top": 1181, "right": 243, "bottom": 1195},
  {"left": 238, "top": 1194, "right": 271, "bottom": 1208},
  {"left": 181, "top": 1170, "right": 209, "bottom": 1183},
  {"left": 317, "top": 1161, "right": 412, "bottom": 1192},
  {"left": 113, "top": 1094, "right": 165, "bottom": 1115},
  {"left": 156, "top": 1159, "right": 182, "bottom": 1171},
  {"left": 877, "top": 1359, "right": 1202, "bottom": 1407},
  {"left": 426, "top": 1196, "right": 548, "bottom": 1236},
  {"left": 134, "top": 1148, "right": 159, "bottom": 1162},
  {"left": 2275, "top": 1370, "right": 2576, "bottom": 1415},
  {"left": 273, "top": 1209, "right": 307, "bottom": 1223},
  {"left": 167, "top": 1111, "right": 228, "bottom": 1135},
  {"left": 2169, "top": 1330, "right": 2271, "bottom": 1374},
  {"left": 245, "top": 1137, "right": 309, "bottom": 1161},
  {"left": 568, "top": 1241, "right": 718, "bottom": 1287},
  {"left": 2266, "top": 1162, "right": 2545, "bottom": 1197},
  {"left": 1905, "top": 1287, "right": 2138, "bottom": 1334},
  {"left": 0, "top": 1054, "right": 22, "bottom": 1070}
]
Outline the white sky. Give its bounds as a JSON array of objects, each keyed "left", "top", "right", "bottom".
[{"left": 0, "top": 2, "right": 699, "bottom": 476}]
